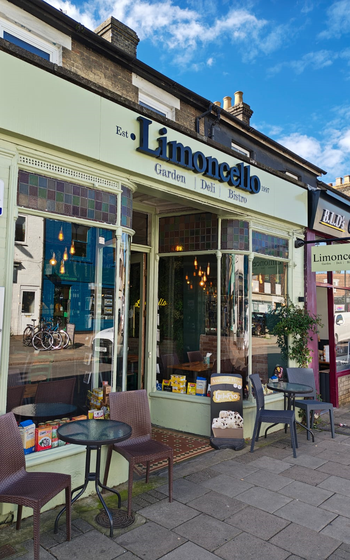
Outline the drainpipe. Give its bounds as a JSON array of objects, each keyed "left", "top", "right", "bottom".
[{"left": 195, "top": 103, "right": 222, "bottom": 134}]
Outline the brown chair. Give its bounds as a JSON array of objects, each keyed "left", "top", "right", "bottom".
[
  {"left": 187, "top": 350, "right": 203, "bottom": 362},
  {"left": 34, "top": 377, "right": 76, "bottom": 405},
  {"left": 161, "top": 353, "right": 180, "bottom": 378},
  {"left": 6, "top": 385, "right": 25, "bottom": 413},
  {"left": 103, "top": 390, "right": 173, "bottom": 516},
  {"left": 0, "top": 412, "right": 71, "bottom": 560}
]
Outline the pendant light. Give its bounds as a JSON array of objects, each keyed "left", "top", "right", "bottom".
[
  {"left": 59, "top": 260, "right": 65, "bottom": 274},
  {"left": 194, "top": 256, "right": 198, "bottom": 269},
  {"left": 58, "top": 227, "right": 64, "bottom": 241},
  {"left": 207, "top": 262, "right": 210, "bottom": 276},
  {"left": 49, "top": 252, "right": 57, "bottom": 266},
  {"left": 69, "top": 240, "right": 75, "bottom": 255},
  {"left": 63, "top": 247, "right": 68, "bottom": 261}
]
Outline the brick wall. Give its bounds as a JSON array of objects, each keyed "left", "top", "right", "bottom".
[{"left": 338, "top": 374, "right": 350, "bottom": 406}]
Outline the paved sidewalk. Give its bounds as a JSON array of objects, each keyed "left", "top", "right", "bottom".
[{"left": 2, "top": 406, "right": 350, "bottom": 559}]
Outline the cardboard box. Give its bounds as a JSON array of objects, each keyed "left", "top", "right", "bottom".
[
  {"left": 212, "top": 427, "right": 243, "bottom": 439},
  {"left": 19, "top": 420, "right": 35, "bottom": 455}
]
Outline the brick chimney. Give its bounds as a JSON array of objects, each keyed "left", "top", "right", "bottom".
[
  {"left": 223, "top": 91, "right": 253, "bottom": 125},
  {"left": 95, "top": 17, "right": 139, "bottom": 57}
]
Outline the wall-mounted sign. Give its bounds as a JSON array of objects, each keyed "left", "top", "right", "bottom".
[
  {"left": 311, "top": 243, "right": 350, "bottom": 272},
  {"left": 309, "top": 190, "right": 350, "bottom": 238},
  {"left": 0, "top": 179, "right": 4, "bottom": 216}
]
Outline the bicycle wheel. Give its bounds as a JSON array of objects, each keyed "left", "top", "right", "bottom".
[
  {"left": 32, "top": 331, "right": 53, "bottom": 351},
  {"left": 51, "top": 331, "right": 63, "bottom": 350},
  {"left": 59, "top": 330, "right": 70, "bottom": 349},
  {"left": 23, "top": 326, "right": 33, "bottom": 346}
]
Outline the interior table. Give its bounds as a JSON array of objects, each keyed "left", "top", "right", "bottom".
[
  {"left": 54, "top": 419, "right": 132, "bottom": 537},
  {"left": 12, "top": 402, "right": 76, "bottom": 422},
  {"left": 267, "top": 381, "right": 314, "bottom": 441}
]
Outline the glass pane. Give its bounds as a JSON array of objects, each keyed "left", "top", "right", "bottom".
[
  {"left": 158, "top": 254, "right": 217, "bottom": 394},
  {"left": 251, "top": 257, "right": 288, "bottom": 384},
  {"left": 132, "top": 211, "right": 148, "bottom": 245},
  {"left": 334, "top": 288, "right": 350, "bottom": 371},
  {"left": 221, "top": 254, "right": 249, "bottom": 397},
  {"left": 15, "top": 216, "right": 26, "bottom": 242},
  {"left": 333, "top": 270, "right": 350, "bottom": 290},
  {"left": 221, "top": 220, "right": 249, "bottom": 251},
  {"left": 252, "top": 231, "right": 289, "bottom": 258},
  {"left": 159, "top": 213, "right": 218, "bottom": 253},
  {"left": 4, "top": 31, "right": 50, "bottom": 60},
  {"left": 9, "top": 215, "right": 122, "bottom": 420}
]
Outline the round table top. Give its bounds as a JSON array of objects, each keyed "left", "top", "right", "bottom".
[
  {"left": 12, "top": 402, "right": 77, "bottom": 419},
  {"left": 267, "top": 381, "right": 313, "bottom": 394},
  {"left": 57, "top": 419, "right": 132, "bottom": 446}
]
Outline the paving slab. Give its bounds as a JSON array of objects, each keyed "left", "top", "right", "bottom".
[
  {"left": 138, "top": 498, "right": 199, "bottom": 529},
  {"left": 158, "top": 541, "right": 221, "bottom": 559},
  {"left": 184, "top": 467, "right": 222, "bottom": 484},
  {"left": 199, "top": 473, "right": 253, "bottom": 497},
  {"left": 212, "top": 459, "right": 259, "bottom": 479},
  {"left": 317, "top": 461, "right": 350, "bottom": 479},
  {"left": 318, "top": 475, "right": 350, "bottom": 496},
  {"left": 273, "top": 499, "right": 337, "bottom": 531},
  {"left": 248, "top": 456, "right": 293, "bottom": 473},
  {"left": 115, "top": 520, "right": 186, "bottom": 560},
  {"left": 234, "top": 486, "right": 292, "bottom": 513},
  {"left": 215, "top": 531, "right": 290, "bottom": 560},
  {"left": 157, "top": 478, "right": 210, "bottom": 503},
  {"left": 320, "top": 493, "right": 350, "bottom": 518},
  {"left": 283, "top": 453, "right": 328, "bottom": 469},
  {"left": 50, "top": 530, "right": 126, "bottom": 560},
  {"left": 186, "top": 490, "right": 247, "bottom": 520},
  {"left": 173, "top": 513, "right": 241, "bottom": 552},
  {"left": 278, "top": 479, "right": 333, "bottom": 506},
  {"left": 244, "top": 469, "right": 293, "bottom": 491},
  {"left": 225, "top": 505, "right": 289, "bottom": 540},
  {"left": 16, "top": 540, "right": 56, "bottom": 560},
  {"left": 320, "top": 516, "right": 350, "bottom": 544},
  {"left": 269, "top": 522, "right": 341, "bottom": 560},
  {"left": 280, "top": 465, "right": 330, "bottom": 485}
]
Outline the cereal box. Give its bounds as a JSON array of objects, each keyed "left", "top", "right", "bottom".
[
  {"left": 35, "top": 425, "right": 52, "bottom": 451},
  {"left": 19, "top": 420, "right": 35, "bottom": 455}
]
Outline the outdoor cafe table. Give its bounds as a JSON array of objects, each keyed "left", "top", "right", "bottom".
[
  {"left": 54, "top": 419, "right": 132, "bottom": 538},
  {"left": 12, "top": 402, "right": 76, "bottom": 422},
  {"left": 267, "top": 381, "right": 315, "bottom": 441}
]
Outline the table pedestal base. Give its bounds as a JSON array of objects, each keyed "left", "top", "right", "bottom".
[
  {"left": 95, "top": 508, "right": 135, "bottom": 529},
  {"left": 54, "top": 444, "right": 122, "bottom": 538}
]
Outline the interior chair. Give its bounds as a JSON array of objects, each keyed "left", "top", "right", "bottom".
[
  {"left": 250, "top": 374, "right": 298, "bottom": 458},
  {"left": 212, "top": 358, "right": 234, "bottom": 373},
  {"left": 103, "top": 389, "right": 173, "bottom": 517},
  {"left": 161, "top": 353, "right": 180, "bottom": 378},
  {"left": 187, "top": 350, "right": 203, "bottom": 363},
  {"left": 6, "top": 385, "right": 25, "bottom": 413},
  {"left": 34, "top": 377, "right": 76, "bottom": 405},
  {"left": 0, "top": 412, "right": 71, "bottom": 560},
  {"left": 286, "top": 368, "right": 335, "bottom": 439}
]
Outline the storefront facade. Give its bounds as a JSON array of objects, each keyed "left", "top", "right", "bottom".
[
  {"left": 305, "top": 188, "right": 350, "bottom": 408},
  {"left": 0, "top": 0, "right": 325, "bottom": 518}
]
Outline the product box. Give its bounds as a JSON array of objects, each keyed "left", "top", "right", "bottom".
[
  {"left": 71, "top": 415, "right": 88, "bottom": 421},
  {"left": 93, "top": 410, "right": 104, "bottom": 420},
  {"left": 212, "top": 427, "right": 244, "bottom": 439},
  {"left": 187, "top": 383, "right": 196, "bottom": 395},
  {"left": 196, "top": 377, "right": 207, "bottom": 396},
  {"left": 35, "top": 425, "right": 52, "bottom": 451},
  {"left": 19, "top": 420, "right": 35, "bottom": 455},
  {"left": 162, "top": 380, "right": 172, "bottom": 392}
]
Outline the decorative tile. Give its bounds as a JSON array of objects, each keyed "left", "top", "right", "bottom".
[{"left": 159, "top": 213, "right": 218, "bottom": 253}]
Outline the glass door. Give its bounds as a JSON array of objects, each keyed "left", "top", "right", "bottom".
[{"left": 128, "top": 252, "right": 147, "bottom": 390}]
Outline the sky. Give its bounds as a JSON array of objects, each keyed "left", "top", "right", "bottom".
[{"left": 44, "top": 0, "right": 350, "bottom": 184}]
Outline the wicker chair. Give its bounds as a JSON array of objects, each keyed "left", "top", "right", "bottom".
[
  {"left": 250, "top": 374, "right": 298, "bottom": 458},
  {"left": 0, "top": 412, "right": 71, "bottom": 560},
  {"left": 103, "top": 390, "right": 173, "bottom": 516},
  {"left": 6, "top": 385, "right": 25, "bottom": 413},
  {"left": 34, "top": 377, "right": 76, "bottom": 405}
]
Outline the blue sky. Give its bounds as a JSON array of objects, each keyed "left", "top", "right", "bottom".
[{"left": 46, "top": 0, "right": 350, "bottom": 184}]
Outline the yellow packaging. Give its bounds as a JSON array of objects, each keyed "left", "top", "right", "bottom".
[
  {"left": 88, "top": 409, "right": 96, "bottom": 419},
  {"left": 162, "top": 380, "right": 172, "bottom": 392},
  {"left": 187, "top": 383, "right": 196, "bottom": 395},
  {"left": 93, "top": 410, "right": 104, "bottom": 420}
]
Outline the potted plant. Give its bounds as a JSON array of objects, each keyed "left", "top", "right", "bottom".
[{"left": 269, "top": 299, "right": 323, "bottom": 368}]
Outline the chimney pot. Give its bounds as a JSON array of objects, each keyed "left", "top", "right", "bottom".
[
  {"left": 234, "top": 91, "right": 243, "bottom": 105},
  {"left": 223, "top": 96, "right": 232, "bottom": 110},
  {"left": 335, "top": 177, "right": 343, "bottom": 185},
  {"left": 344, "top": 175, "right": 350, "bottom": 183},
  {"left": 213, "top": 101, "right": 221, "bottom": 107}
]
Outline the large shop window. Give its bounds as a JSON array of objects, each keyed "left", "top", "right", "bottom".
[
  {"left": 9, "top": 216, "right": 124, "bottom": 415},
  {"left": 251, "top": 256, "right": 288, "bottom": 383}
]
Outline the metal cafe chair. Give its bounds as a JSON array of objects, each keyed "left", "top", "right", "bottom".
[
  {"left": 287, "top": 368, "right": 335, "bottom": 439},
  {"left": 250, "top": 374, "right": 298, "bottom": 458},
  {"left": 103, "top": 389, "right": 173, "bottom": 517},
  {"left": 0, "top": 412, "right": 71, "bottom": 560}
]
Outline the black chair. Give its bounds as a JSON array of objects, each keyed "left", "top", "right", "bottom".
[
  {"left": 187, "top": 351, "right": 203, "bottom": 362},
  {"left": 286, "top": 368, "right": 335, "bottom": 440},
  {"left": 250, "top": 374, "right": 298, "bottom": 458}
]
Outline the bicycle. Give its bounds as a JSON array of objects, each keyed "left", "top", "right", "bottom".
[
  {"left": 46, "top": 319, "right": 70, "bottom": 350},
  {"left": 32, "top": 325, "right": 53, "bottom": 351},
  {"left": 22, "top": 318, "right": 40, "bottom": 346}
]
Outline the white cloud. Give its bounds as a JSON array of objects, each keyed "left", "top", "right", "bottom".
[
  {"left": 207, "top": 57, "right": 214, "bottom": 66},
  {"left": 318, "top": 0, "right": 350, "bottom": 40},
  {"left": 268, "top": 50, "right": 335, "bottom": 76}
]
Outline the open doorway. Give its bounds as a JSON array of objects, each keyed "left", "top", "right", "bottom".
[{"left": 128, "top": 252, "right": 147, "bottom": 390}]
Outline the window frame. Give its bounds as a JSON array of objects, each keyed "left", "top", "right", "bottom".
[{"left": 0, "top": 17, "right": 61, "bottom": 63}]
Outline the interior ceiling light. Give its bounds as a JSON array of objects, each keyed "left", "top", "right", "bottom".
[
  {"left": 58, "top": 227, "right": 64, "bottom": 241},
  {"left": 49, "top": 252, "right": 57, "bottom": 266}
]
